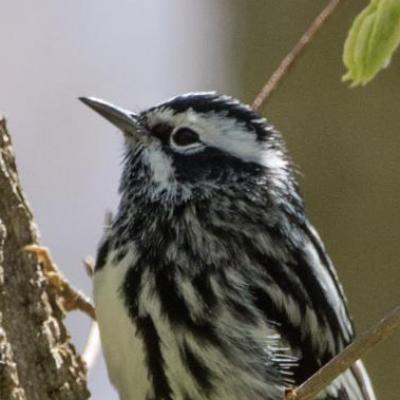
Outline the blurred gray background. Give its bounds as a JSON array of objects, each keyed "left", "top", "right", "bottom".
[{"left": 1, "top": 1, "right": 399, "bottom": 399}]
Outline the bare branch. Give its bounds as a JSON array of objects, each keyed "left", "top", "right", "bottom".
[
  {"left": 285, "top": 304, "right": 400, "bottom": 400},
  {"left": 0, "top": 117, "right": 89, "bottom": 399},
  {"left": 252, "top": 0, "right": 345, "bottom": 111},
  {"left": 0, "top": 222, "right": 26, "bottom": 400}
]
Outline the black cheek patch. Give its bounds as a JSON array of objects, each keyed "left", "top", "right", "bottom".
[{"left": 171, "top": 147, "right": 264, "bottom": 184}]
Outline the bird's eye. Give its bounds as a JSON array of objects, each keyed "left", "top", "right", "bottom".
[{"left": 172, "top": 127, "right": 200, "bottom": 146}]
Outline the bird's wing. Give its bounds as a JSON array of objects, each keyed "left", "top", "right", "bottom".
[
  {"left": 268, "top": 220, "right": 376, "bottom": 399},
  {"left": 195, "top": 189, "right": 376, "bottom": 399}
]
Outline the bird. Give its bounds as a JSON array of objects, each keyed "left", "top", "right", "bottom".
[{"left": 80, "top": 92, "right": 376, "bottom": 400}]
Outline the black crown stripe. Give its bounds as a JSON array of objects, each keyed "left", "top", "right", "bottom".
[{"left": 148, "top": 93, "right": 272, "bottom": 142}]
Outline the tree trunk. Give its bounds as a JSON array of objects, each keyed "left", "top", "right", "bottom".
[{"left": 0, "top": 117, "right": 89, "bottom": 400}]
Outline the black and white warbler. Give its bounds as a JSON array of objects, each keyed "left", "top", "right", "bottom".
[{"left": 80, "top": 93, "right": 376, "bottom": 400}]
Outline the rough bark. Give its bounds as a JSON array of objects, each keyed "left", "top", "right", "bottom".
[{"left": 0, "top": 117, "right": 89, "bottom": 400}]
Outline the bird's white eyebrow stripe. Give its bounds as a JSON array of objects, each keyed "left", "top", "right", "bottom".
[{"left": 144, "top": 107, "right": 286, "bottom": 171}]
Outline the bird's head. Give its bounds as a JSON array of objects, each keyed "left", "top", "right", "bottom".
[{"left": 80, "top": 92, "right": 293, "bottom": 206}]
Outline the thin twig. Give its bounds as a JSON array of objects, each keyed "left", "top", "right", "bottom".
[
  {"left": 285, "top": 304, "right": 400, "bottom": 400},
  {"left": 252, "top": 0, "right": 345, "bottom": 111}
]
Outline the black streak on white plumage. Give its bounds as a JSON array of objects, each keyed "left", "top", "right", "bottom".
[{"left": 87, "top": 92, "right": 376, "bottom": 400}]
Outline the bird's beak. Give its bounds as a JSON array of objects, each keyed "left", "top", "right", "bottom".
[{"left": 79, "top": 96, "right": 139, "bottom": 134}]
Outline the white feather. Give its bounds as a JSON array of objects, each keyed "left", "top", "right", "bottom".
[{"left": 94, "top": 249, "right": 150, "bottom": 400}]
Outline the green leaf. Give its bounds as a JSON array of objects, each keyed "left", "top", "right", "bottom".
[{"left": 343, "top": 0, "right": 400, "bottom": 86}]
